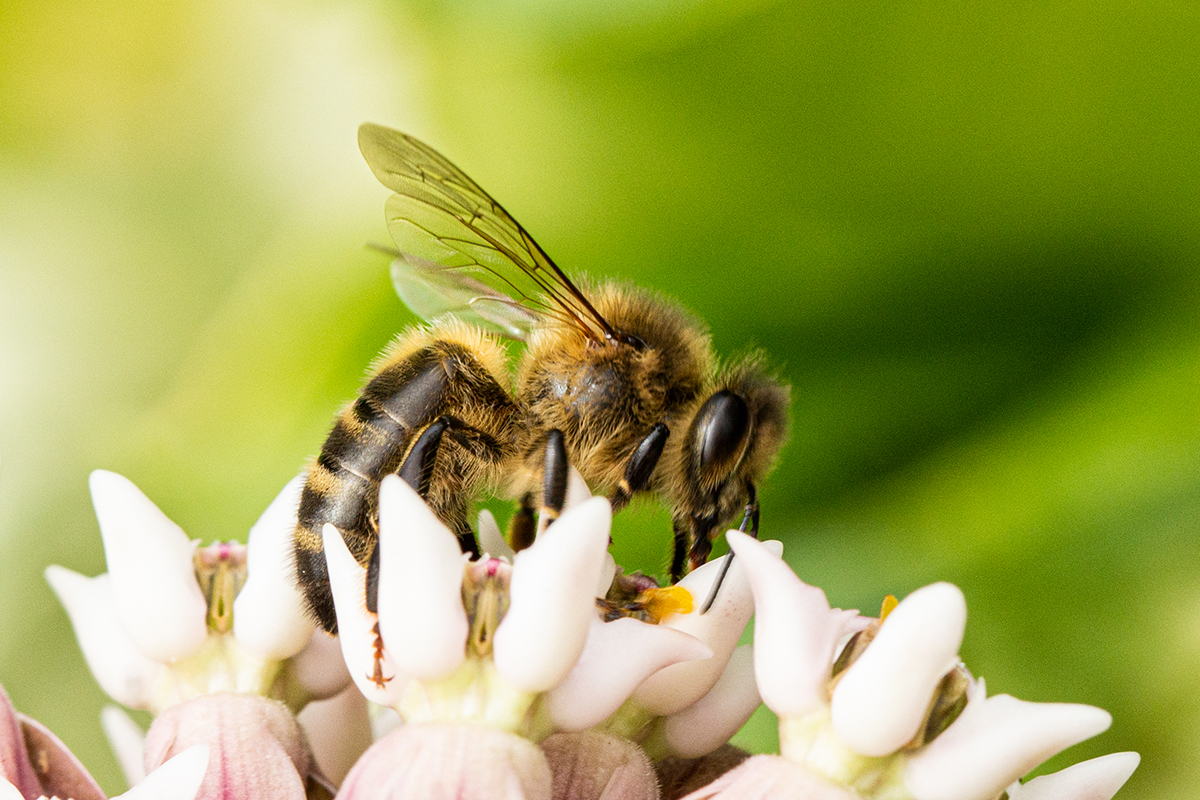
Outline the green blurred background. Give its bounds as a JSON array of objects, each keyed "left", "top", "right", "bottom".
[{"left": 2, "top": 0, "right": 1198, "bottom": 796}]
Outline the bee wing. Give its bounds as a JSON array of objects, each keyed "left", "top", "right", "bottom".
[
  {"left": 390, "top": 252, "right": 540, "bottom": 340},
  {"left": 358, "top": 123, "right": 615, "bottom": 341}
]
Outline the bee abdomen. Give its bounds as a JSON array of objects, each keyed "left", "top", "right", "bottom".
[{"left": 295, "top": 339, "right": 514, "bottom": 634}]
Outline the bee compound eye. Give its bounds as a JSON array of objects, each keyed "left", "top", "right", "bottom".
[{"left": 693, "top": 390, "right": 751, "bottom": 477}]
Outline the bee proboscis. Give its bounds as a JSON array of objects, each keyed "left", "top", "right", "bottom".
[{"left": 293, "top": 123, "right": 790, "bottom": 634}]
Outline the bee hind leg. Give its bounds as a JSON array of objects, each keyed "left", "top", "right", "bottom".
[{"left": 397, "top": 415, "right": 481, "bottom": 557}]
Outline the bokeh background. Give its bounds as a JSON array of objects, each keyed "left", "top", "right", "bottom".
[{"left": 2, "top": 0, "right": 1198, "bottom": 796}]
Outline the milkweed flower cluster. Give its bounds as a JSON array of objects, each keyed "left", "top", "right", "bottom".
[{"left": 9, "top": 468, "right": 1140, "bottom": 800}]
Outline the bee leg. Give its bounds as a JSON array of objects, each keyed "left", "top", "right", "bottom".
[
  {"left": 699, "top": 482, "right": 758, "bottom": 614},
  {"left": 670, "top": 515, "right": 690, "bottom": 583},
  {"left": 538, "top": 430, "right": 568, "bottom": 532},
  {"left": 363, "top": 539, "right": 393, "bottom": 688},
  {"left": 609, "top": 423, "right": 669, "bottom": 514},
  {"left": 510, "top": 493, "right": 536, "bottom": 553},
  {"left": 397, "top": 416, "right": 480, "bottom": 557}
]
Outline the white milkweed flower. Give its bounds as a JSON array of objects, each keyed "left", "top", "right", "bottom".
[
  {"left": 325, "top": 471, "right": 766, "bottom": 799},
  {"left": 678, "top": 530, "right": 1138, "bottom": 800},
  {"left": 46, "top": 471, "right": 364, "bottom": 798}
]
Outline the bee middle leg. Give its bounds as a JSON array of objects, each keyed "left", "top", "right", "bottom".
[{"left": 609, "top": 423, "right": 670, "bottom": 514}]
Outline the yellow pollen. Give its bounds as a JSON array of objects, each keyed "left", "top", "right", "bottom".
[
  {"left": 879, "top": 594, "right": 899, "bottom": 622},
  {"left": 640, "top": 585, "right": 694, "bottom": 622}
]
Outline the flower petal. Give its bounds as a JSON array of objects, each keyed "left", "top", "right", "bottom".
[
  {"left": 19, "top": 712, "right": 106, "bottom": 800},
  {"left": 905, "top": 694, "right": 1113, "bottom": 800},
  {"left": 322, "top": 523, "right": 407, "bottom": 706},
  {"left": 336, "top": 722, "right": 552, "bottom": 800},
  {"left": 831, "top": 582, "right": 966, "bottom": 757},
  {"left": 0, "top": 779, "right": 20, "bottom": 800},
  {"left": 90, "top": 470, "right": 208, "bottom": 663},
  {"left": 376, "top": 475, "right": 469, "bottom": 680},
  {"left": 233, "top": 473, "right": 317, "bottom": 660},
  {"left": 296, "top": 685, "right": 373, "bottom": 786},
  {"left": 287, "top": 628, "right": 353, "bottom": 701},
  {"left": 144, "top": 694, "right": 309, "bottom": 800},
  {"left": 633, "top": 541, "right": 776, "bottom": 716},
  {"left": 1008, "top": 751, "right": 1139, "bottom": 800},
  {"left": 662, "top": 645, "right": 761, "bottom": 759},
  {"left": 716, "top": 531, "right": 853, "bottom": 722},
  {"left": 101, "top": 705, "right": 147, "bottom": 787},
  {"left": 0, "top": 683, "right": 39, "bottom": 797},
  {"left": 545, "top": 618, "right": 712, "bottom": 732},
  {"left": 45, "top": 566, "right": 165, "bottom": 708},
  {"left": 493, "top": 497, "right": 612, "bottom": 692},
  {"left": 677, "top": 754, "right": 858, "bottom": 800},
  {"left": 478, "top": 510, "right": 515, "bottom": 561},
  {"left": 541, "top": 731, "right": 657, "bottom": 800},
  {"left": 119, "top": 744, "right": 208, "bottom": 800}
]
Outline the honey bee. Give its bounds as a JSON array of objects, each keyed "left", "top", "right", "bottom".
[{"left": 293, "top": 123, "right": 790, "bottom": 634}]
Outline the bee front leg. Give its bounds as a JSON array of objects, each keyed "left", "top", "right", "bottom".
[
  {"left": 609, "top": 423, "right": 670, "bottom": 514},
  {"left": 699, "top": 481, "right": 758, "bottom": 614},
  {"left": 538, "top": 430, "right": 568, "bottom": 532}
]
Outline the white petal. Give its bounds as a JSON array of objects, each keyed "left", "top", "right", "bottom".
[
  {"left": 478, "top": 510, "right": 515, "bottom": 560},
  {"left": 906, "top": 694, "right": 1113, "bottom": 800},
  {"left": 563, "top": 466, "right": 592, "bottom": 510},
  {"left": 287, "top": 628, "right": 352, "bottom": 700},
  {"left": 545, "top": 617, "right": 712, "bottom": 731},
  {"left": 297, "top": 685, "right": 373, "bottom": 786},
  {"left": 596, "top": 552, "right": 617, "bottom": 599},
  {"left": 493, "top": 497, "right": 612, "bottom": 692},
  {"left": 233, "top": 473, "right": 316, "bottom": 660},
  {"left": 376, "top": 475, "right": 469, "bottom": 680},
  {"left": 1008, "top": 752, "right": 1139, "bottom": 800},
  {"left": 45, "top": 566, "right": 166, "bottom": 707},
  {"left": 632, "top": 542, "right": 771, "bottom": 716},
  {"left": 0, "top": 780, "right": 22, "bottom": 800},
  {"left": 90, "top": 470, "right": 208, "bottom": 663},
  {"left": 117, "top": 743, "right": 208, "bottom": 800},
  {"left": 726, "top": 530, "right": 852, "bottom": 718},
  {"left": 831, "top": 582, "right": 966, "bottom": 757},
  {"left": 100, "top": 705, "right": 147, "bottom": 787},
  {"left": 322, "top": 523, "right": 407, "bottom": 706},
  {"left": 662, "top": 644, "right": 761, "bottom": 758}
]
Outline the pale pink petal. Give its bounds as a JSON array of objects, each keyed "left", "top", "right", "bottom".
[
  {"left": 1, "top": 681, "right": 42, "bottom": 797},
  {"left": 905, "top": 694, "right": 1112, "bottom": 800},
  {"left": 298, "top": 685, "right": 373, "bottom": 786},
  {"left": 101, "top": 705, "right": 147, "bottom": 787},
  {"left": 335, "top": 722, "right": 551, "bottom": 800},
  {"left": 678, "top": 754, "right": 858, "bottom": 800},
  {"left": 1008, "top": 752, "right": 1139, "bottom": 800},
  {"left": 234, "top": 473, "right": 317, "bottom": 660},
  {"left": 662, "top": 645, "right": 761, "bottom": 758},
  {"left": 19, "top": 712, "right": 105, "bottom": 800},
  {"left": 90, "top": 470, "right": 208, "bottom": 663},
  {"left": 288, "top": 628, "right": 353, "bottom": 701},
  {"left": 322, "top": 523, "right": 406, "bottom": 706},
  {"left": 144, "top": 695, "right": 308, "bottom": 800},
  {"left": 45, "top": 566, "right": 165, "bottom": 708},
  {"left": 545, "top": 618, "right": 711, "bottom": 731},
  {"left": 831, "top": 582, "right": 966, "bottom": 757},
  {"left": 725, "top": 531, "right": 854, "bottom": 718},
  {"left": 376, "top": 475, "right": 468, "bottom": 680},
  {"left": 633, "top": 541, "right": 776, "bottom": 716},
  {"left": 119, "top": 744, "right": 208, "bottom": 800},
  {"left": 493, "top": 498, "right": 611, "bottom": 692}
]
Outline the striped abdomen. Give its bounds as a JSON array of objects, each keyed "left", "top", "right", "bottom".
[{"left": 294, "top": 329, "right": 516, "bottom": 633}]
